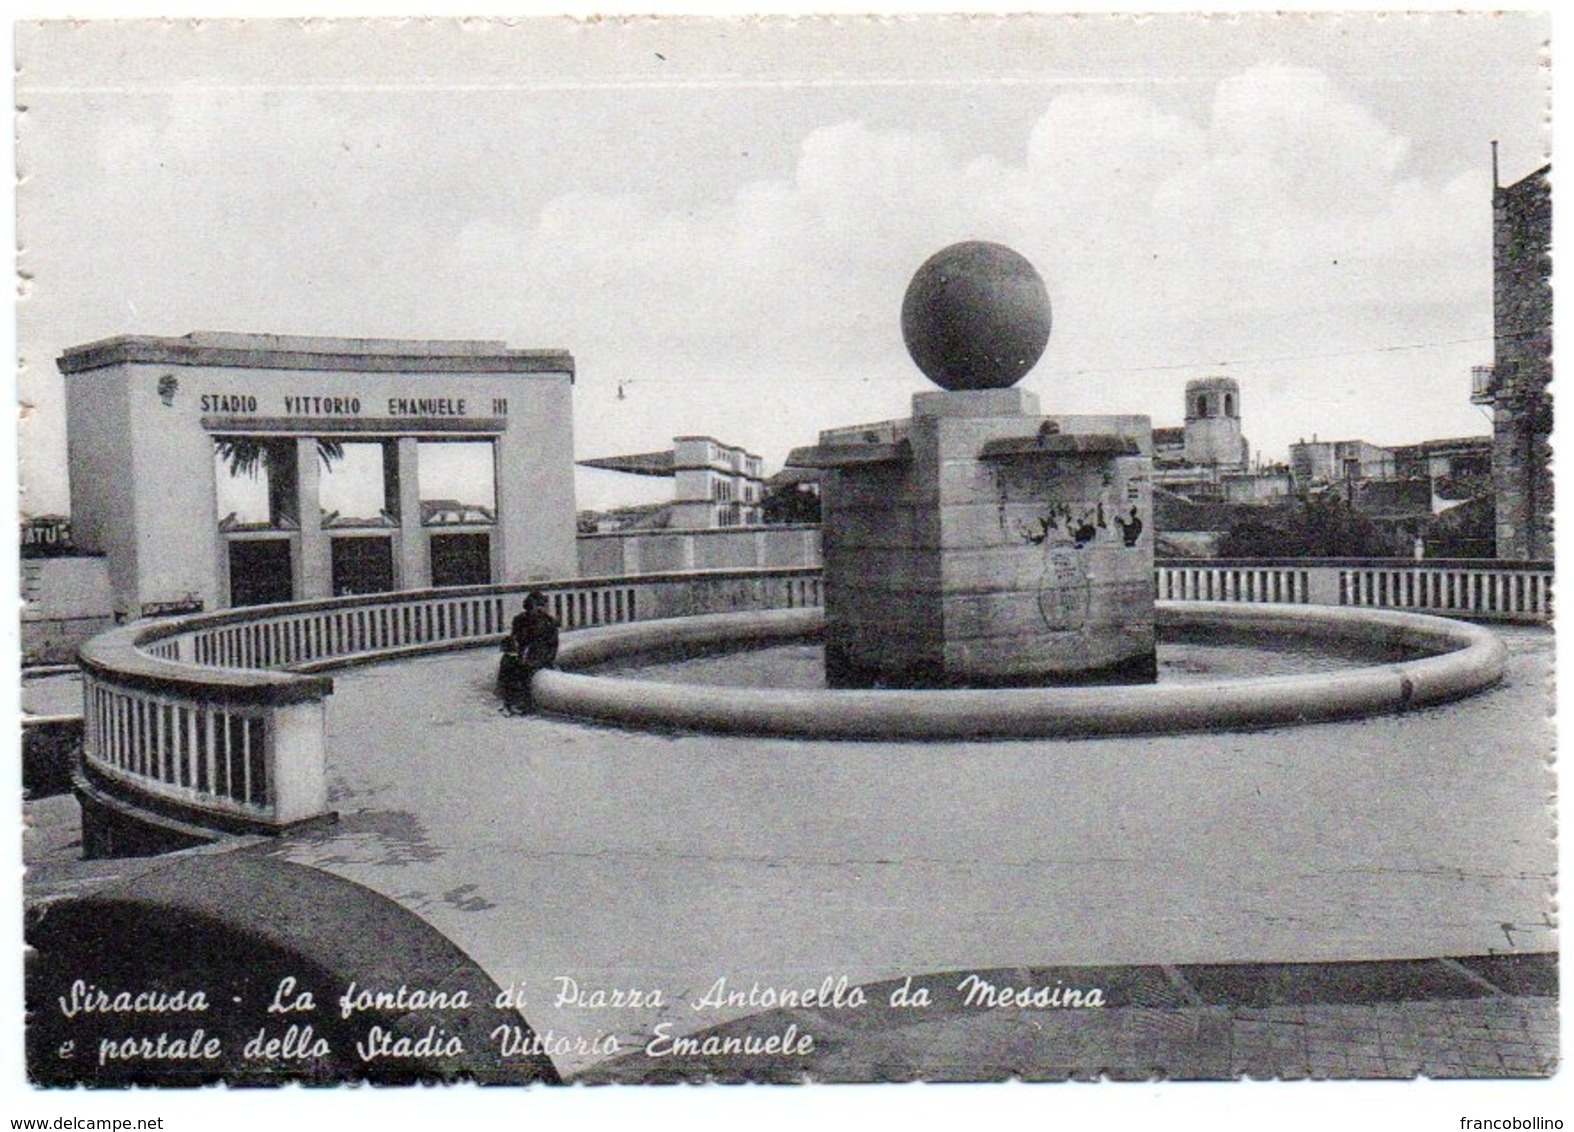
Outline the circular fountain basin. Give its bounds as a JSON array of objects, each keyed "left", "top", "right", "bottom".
[{"left": 533, "top": 602, "right": 1508, "bottom": 740}]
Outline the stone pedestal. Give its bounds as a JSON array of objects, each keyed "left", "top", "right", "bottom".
[{"left": 794, "top": 389, "right": 1155, "bottom": 687}]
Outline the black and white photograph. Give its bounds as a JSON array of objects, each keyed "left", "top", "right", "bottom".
[{"left": 9, "top": 7, "right": 1557, "bottom": 1126}]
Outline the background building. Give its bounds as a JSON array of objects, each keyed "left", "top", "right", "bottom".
[
  {"left": 672, "top": 436, "right": 765, "bottom": 529},
  {"left": 1151, "top": 375, "right": 1288, "bottom": 504},
  {"left": 1181, "top": 375, "right": 1249, "bottom": 468},
  {"left": 578, "top": 435, "right": 765, "bottom": 529},
  {"left": 1289, "top": 438, "right": 1396, "bottom": 493}
]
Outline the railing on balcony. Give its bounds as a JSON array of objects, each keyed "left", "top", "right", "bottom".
[{"left": 78, "top": 568, "right": 823, "bottom": 836}]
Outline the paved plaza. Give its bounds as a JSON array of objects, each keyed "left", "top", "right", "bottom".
[
  {"left": 279, "top": 625, "right": 1554, "bottom": 1075},
  {"left": 24, "top": 626, "right": 1556, "bottom": 1080},
  {"left": 578, "top": 958, "right": 1557, "bottom": 1081}
]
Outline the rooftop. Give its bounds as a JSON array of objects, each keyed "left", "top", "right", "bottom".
[
  {"left": 577, "top": 451, "right": 677, "bottom": 478},
  {"left": 58, "top": 331, "right": 575, "bottom": 376}
]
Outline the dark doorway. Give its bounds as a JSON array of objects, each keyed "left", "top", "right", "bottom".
[
  {"left": 331, "top": 537, "right": 395, "bottom": 596},
  {"left": 429, "top": 533, "right": 492, "bottom": 588},
  {"left": 228, "top": 539, "right": 294, "bottom": 607}
]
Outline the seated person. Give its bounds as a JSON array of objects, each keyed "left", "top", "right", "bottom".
[{"left": 499, "top": 590, "right": 560, "bottom": 713}]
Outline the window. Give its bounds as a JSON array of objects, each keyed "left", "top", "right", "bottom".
[
  {"left": 419, "top": 440, "right": 496, "bottom": 526},
  {"left": 228, "top": 539, "right": 293, "bottom": 605},
  {"left": 214, "top": 437, "right": 299, "bottom": 530},
  {"left": 331, "top": 535, "right": 395, "bottom": 596},
  {"left": 318, "top": 441, "right": 397, "bottom": 528},
  {"left": 430, "top": 532, "right": 492, "bottom": 587}
]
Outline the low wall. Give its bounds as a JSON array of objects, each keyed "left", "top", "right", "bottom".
[
  {"left": 22, "top": 554, "right": 115, "bottom": 665},
  {"left": 578, "top": 525, "right": 821, "bottom": 577}
]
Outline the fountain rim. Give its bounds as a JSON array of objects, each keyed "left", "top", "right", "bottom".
[{"left": 532, "top": 601, "right": 1509, "bottom": 741}]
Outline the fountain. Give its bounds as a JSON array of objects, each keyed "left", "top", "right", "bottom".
[
  {"left": 530, "top": 242, "right": 1508, "bottom": 738},
  {"left": 794, "top": 241, "right": 1155, "bottom": 687}
]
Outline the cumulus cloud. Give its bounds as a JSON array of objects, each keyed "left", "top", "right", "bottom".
[
  {"left": 516, "top": 65, "right": 1490, "bottom": 475},
  {"left": 477, "top": 64, "right": 1489, "bottom": 389},
  {"left": 20, "top": 57, "right": 1503, "bottom": 512}
]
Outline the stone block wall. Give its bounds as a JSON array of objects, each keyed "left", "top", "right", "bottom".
[
  {"left": 1492, "top": 166, "right": 1553, "bottom": 560},
  {"left": 21, "top": 554, "right": 115, "bottom": 664},
  {"left": 819, "top": 390, "right": 1154, "bottom": 687}
]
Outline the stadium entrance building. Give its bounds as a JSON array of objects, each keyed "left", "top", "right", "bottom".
[{"left": 59, "top": 332, "right": 577, "bottom": 621}]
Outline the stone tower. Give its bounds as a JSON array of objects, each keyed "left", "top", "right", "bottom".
[
  {"left": 1490, "top": 164, "right": 1552, "bottom": 560},
  {"left": 1183, "top": 375, "right": 1247, "bottom": 469}
]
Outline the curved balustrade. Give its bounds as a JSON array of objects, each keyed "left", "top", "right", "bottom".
[
  {"left": 76, "top": 568, "right": 823, "bottom": 843},
  {"left": 1154, "top": 563, "right": 1311, "bottom": 604},
  {"left": 71, "top": 556, "right": 1542, "bottom": 850},
  {"left": 1337, "top": 561, "right": 1552, "bottom": 620},
  {"left": 77, "top": 625, "right": 334, "bottom": 845}
]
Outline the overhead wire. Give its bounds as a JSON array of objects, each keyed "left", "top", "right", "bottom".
[{"left": 602, "top": 330, "right": 1508, "bottom": 388}]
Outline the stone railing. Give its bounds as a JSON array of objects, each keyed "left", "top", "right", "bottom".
[
  {"left": 67, "top": 555, "right": 1547, "bottom": 850},
  {"left": 77, "top": 634, "right": 333, "bottom": 846},
  {"left": 1154, "top": 558, "right": 1552, "bottom": 623},
  {"left": 77, "top": 568, "right": 823, "bottom": 845}
]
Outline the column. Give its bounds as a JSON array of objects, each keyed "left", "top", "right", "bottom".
[
  {"left": 396, "top": 438, "right": 429, "bottom": 590},
  {"left": 296, "top": 437, "right": 332, "bottom": 600}
]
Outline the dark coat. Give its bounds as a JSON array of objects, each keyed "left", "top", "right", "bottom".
[{"left": 510, "top": 607, "right": 560, "bottom": 669}]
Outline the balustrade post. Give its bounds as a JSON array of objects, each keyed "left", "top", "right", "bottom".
[
  {"left": 268, "top": 696, "right": 329, "bottom": 825},
  {"left": 1304, "top": 565, "right": 1342, "bottom": 607}
]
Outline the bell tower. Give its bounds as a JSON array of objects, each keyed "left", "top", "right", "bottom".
[{"left": 1183, "top": 375, "right": 1247, "bottom": 469}]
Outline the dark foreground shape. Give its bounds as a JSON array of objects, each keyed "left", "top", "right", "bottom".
[
  {"left": 21, "top": 717, "right": 82, "bottom": 799},
  {"left": 26, "top": 853, "right": 560, "bottom": 1086},
  {"left": 498, "top": 649, "right": 534, "bottom": 713}
]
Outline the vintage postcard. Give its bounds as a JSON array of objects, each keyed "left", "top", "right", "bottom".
[{"left": 11, "top": 8, "right": 1557, "bottom": 1126}]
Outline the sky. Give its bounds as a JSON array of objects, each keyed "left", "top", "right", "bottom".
[{"left": 15, "top": 13, "right": 1550, "bottom": 515}]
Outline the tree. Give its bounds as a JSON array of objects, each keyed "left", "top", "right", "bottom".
[
  {"left": 761, "top": 480, "right": 821, "bottom": 525},
  {"left": 1426, "top": 496, "right": 1497, "bottom": 558},
  {"left": 1217, "top": 495, "right": 1407, "bottom": 558},
  {"left": 214, "top": 437, "right": 344, "bottom": 527}
]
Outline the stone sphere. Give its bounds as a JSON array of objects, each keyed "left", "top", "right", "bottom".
[{"left": 900, "top": 241, "right": 1052, "bottom": 391}]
